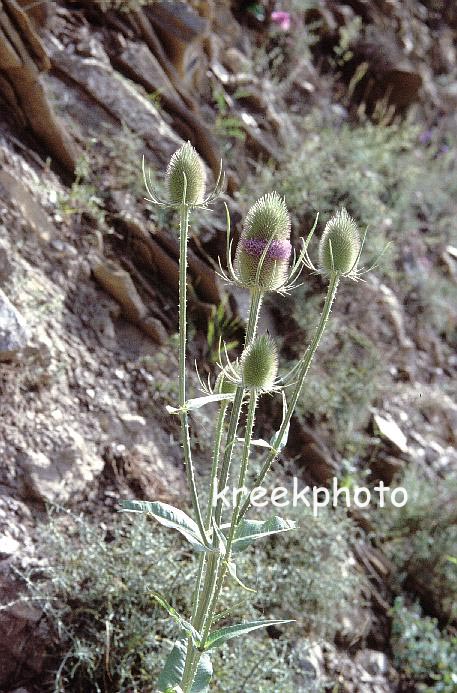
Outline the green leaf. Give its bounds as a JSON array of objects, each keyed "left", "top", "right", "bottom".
[
  {"left": 166, "top": 393, "right": 235, "bottom": 414},
  {"left": 158, "top": 639, "right": 212, "bottom": 692},
  {"left": 151, "top": 591, "right": 201, "bottom": 646},
  {"left": 119, "top": 500, "right": 211, "bottom": 552},
  {"left": 211, "top": 520, "right": 227, "bottom": 556},
  {"left": 231, "top": 516, "right": 297, "bottom": 553},
  {"left": 204, "top": 619, "right": 294, "bottom": 650},
  {"left": 270, "top": 421, "right": 290, "bottom": 451},
  {"left": 226, "top": 560, "right": 256, "bottom": 593},
  {"left": 191, "top": 652, "right": 213, "bottom": 693},
  {"left": 270, "top": 390, "right": 290, "bottom": 451},
  {"left": 236, "top": 437, "right": 271, "bottom": 449},
  {"left": 211, "top": 522, "right": 255, "bottom": 591}
]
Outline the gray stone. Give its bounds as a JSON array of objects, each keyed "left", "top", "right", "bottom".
[
  {"left": 0, "top": 236, "right": 12, "bottom": 282},
  {"left": 50, "top": 51, "right": 182, "bottom": 168},
  {"left": 0, "top": 172, "right": 55, "bottom": 242},
  {"left": 148, "top": 1, "right": 208, "bottom": 90},
  {"left": 294, "top": 641, "right": 323, "bottom": 683},
  {"left": 119, "top": 413, "right": 147, "bottom": 436},
  {"left": 0, "top": 535, "right": 20, "bottom": 557},
  {"left": 18, "top": 432, "right": 104, "bottom": 503},
  {"left": 355, "top": 649, "right": 389, "bottom": 676},
  {"left": 49, "top": 238, "right": 78, "bottom": 256},
  {"left": 113, "top": 40, "right": 182, "bottom": 104},
  {"left": 91, "top": 257, "right": 148, "bottom": 323},
  {"left": 0, "top": 288, "right": 30, "bottom": 360},
  {"left": 222, "top": 47, "right": 252, "bottom": 75}
]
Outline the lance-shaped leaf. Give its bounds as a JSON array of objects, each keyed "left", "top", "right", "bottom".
[
  {"left": 270, "top": 422, "right": 290, "bottom": 451},
  {"left": 158, "top": 639, "right": 212, "bottom": 692},
  {"left": 236, "top": 437, "right": 272, "bottom": 449},
  {"left": 212, "top": 521, "right": 255, "bottom": 591},
  {"left": 211, "top": 519, "right": 227, "bottom": 556},
  {"left": 204, "top": 619, "right": 294, "bottom": 650},
  {"left": 226, "top": 560, "right": 256, "bottom": 593},
  {"left": 152, "top": 591, "right": 201, "bottom": 646},
  {"left": 270, "top": 391, "right": 290, "bottom": 452},
  {"left": 119, "top": 500, "right": 212, "bottom": 552},
  {"left": 231, "top": 516, "right": 297, "bottom": 553},
  {"left": 166, "top": 392, "right": 235, "bottom": 414}
]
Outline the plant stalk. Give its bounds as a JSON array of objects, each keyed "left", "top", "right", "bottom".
[
  {"left": 184, "top": 391, "right": 259, "bottom": 689},
  {"left": 215, "top": 288, "right": 262, "bottom": 526},
  {"left": 206, "top": 401, "right": 229, "bottom": 531},
  {"left": 201, "top": 390, "right": 258, "bottom": 644},
  {"left": 182, "top": 400, "right": 228, "bottom": 687},
  {"left": 181, "top": 289, "right": 263, "bottom": 691},
  {"left": 178, "top": 201, "right": 208, "bottom": 546},
  {"left": 239, "top": 272, "right": 340, "bottom": 519},
  {"left": 197, "top": 288, "right": 263, "bottom": 633},
  {"left": 188, "top": 274, "right": 340, "bottom": 680}
]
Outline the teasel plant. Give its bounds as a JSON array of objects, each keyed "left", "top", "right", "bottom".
[{"left": 120, "top": 143, "right": 374, "bottom": 692}]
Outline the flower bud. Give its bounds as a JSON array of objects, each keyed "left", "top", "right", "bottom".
[
  {"left": 318, "top": 208, "right": 360, "bottom": 276},
  {"left": 243, "top": 192, "right": 291, "bottom": 242},
  {"left": 166, "top": 142, "right": 206, "bottom": 205},
  {"left": 241, "top": 334, "right": 278, "bottom": 391},
  {"left": 234, "top": 193, "right": 292, "bottom": 291}
]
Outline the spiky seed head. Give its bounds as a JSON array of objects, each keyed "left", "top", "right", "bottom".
[
  {"left": 166, "top": 142, "right": 206, "bottom": 205},
  {"left": 318, "top": 208, "right": 361, "bottom": 276},
  {"left": 234, "top": 193, "right": 292, "bottom": 291},
  {"left": 241, "top": 334, "right": 278, "bottom": 391},
  {"left": 243, "top": 192, "right": 291, "bottom": 242},
  {"left": 215, "top": 367, "right": 238, "bottom": 395}
]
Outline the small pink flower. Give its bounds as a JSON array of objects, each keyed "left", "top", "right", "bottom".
[{"left": 271, "top": 10, "right": 291, "bottom": 31}]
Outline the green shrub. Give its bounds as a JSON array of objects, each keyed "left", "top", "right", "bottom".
[
  {"left": 20, "top": 502, "right": 361, "bottom": 691},
  {"left": 240, "top": 112, "right": 457, "bottom": 285},
  {"left": 288, "top": 323, "right": 382, "bottom": 456},
  {"left": 23, "top": 509, "right": 191, "bottom": 692},
  {"left": 375, "top": 468, "right": 457, "bottom": 621},
  {"left": 240, "top": 114, "right": 413, "bottom": 271},
  {"left": 240, "top": 112, "right": 456, "bottom": 465},
  {"left": 235, "top": 502, "right": 364, "bottom": 639},
  {"left": 58, "top": 156, "right": 105, "bottom": 226},
  {"left": 390, "top": 597, "right": 457, "bottom": 692}
]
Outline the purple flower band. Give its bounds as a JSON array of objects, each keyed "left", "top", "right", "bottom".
[{"left": 241, "top": 237, "right": 292, "bottom": 261}]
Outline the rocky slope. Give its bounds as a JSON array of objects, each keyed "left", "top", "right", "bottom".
[{"left": 0, "top": 1, "right": 456, "bottom": 691}]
